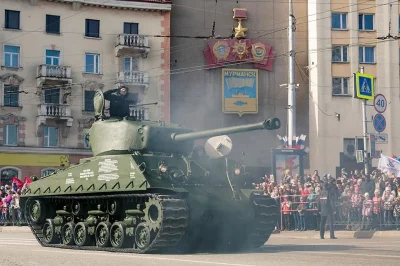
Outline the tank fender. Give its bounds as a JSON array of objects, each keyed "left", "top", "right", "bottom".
[{"left": 240, "top": 189, "right": 265, "bottom": 199}]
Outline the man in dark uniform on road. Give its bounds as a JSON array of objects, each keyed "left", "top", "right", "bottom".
[
  {"left": 319, "top": 176, "right": 337, "bottom": 239},
  {"left": 103, "top": 86, "right": 131, "bottom": 118}
]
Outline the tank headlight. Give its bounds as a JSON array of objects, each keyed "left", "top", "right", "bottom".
[
  {"left": 159, "top": 164, "right": 168, "bottom": 173},
  {"left": 234, "top": 168, "right": 241, "bottom": 175}
]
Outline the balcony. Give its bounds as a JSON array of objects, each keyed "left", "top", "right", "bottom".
[
  {"left": 115, "top": 34, "right": 150, "bottom": 57},
  {"left": 129, "top": 106, "right": 149, "bottom": 121},
  {"left": 37, "top": 104, "right": 73, "bottom": 138},
  {"left": 117, "top": 71, "right": 149, "bottom": 89},
  {"left": 38, "top": 104, "right": 72, "bottom": 117},
  {"left": 37, "top": 65, "right": 72, "bottom": 87}
]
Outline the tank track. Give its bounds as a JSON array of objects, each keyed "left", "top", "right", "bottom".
[
  {"left": 24, "top": 193, "right": 188, "bottom": 254},
  {"left": 247, "top": 194, "right": 279, "bottom": 248}
]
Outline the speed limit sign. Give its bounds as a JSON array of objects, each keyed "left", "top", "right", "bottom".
[{"left": 374, "top": 94, "right": 387, "bottom": 113}]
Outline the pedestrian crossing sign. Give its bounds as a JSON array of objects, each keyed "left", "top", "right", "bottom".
[{"left": 354, "top": 72, "right": 374, "bottom": 100}]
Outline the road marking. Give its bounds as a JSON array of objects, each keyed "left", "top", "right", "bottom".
[
  {"left": 32, "top": 249, "right": 256, "bottom": 266},
  {"left": 300, "top": 251, "right": 400, "bottom": 259}
]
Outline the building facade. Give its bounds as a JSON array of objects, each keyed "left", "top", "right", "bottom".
[
  {"left": 308, "top": 0, "right": 400, "bottom": 175},
  {"left": 170, "top": 0, "right": 309, "bottom": 176},
  {"left": 0, "top": 0, "right": 171, "bottom": 183}
]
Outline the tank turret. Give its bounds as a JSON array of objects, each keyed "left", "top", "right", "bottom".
[
  {"left": 89, "top": 117, "right": 280, "bottom": 156},
  {"left": 88, "top": 89, "right": 281, "bottom": 156}
]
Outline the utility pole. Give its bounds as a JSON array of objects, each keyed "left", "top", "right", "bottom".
[
  {"left": 288, "top": 0, "right": 296, "bottom": 147},
  {"left": 359, "top": 66, "right": 369, "bottom": 175}
]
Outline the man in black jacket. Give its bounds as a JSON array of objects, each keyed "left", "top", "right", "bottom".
[
  {"left": 319, "top": 177, "right": 337, "bottom": 239},
  {"left": 103, "top": 86, "right": 131, "bottom": 118}
]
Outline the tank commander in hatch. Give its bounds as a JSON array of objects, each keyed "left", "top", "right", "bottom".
[{"left": 103, "top": 86, "right": 132, "bottom": 118}]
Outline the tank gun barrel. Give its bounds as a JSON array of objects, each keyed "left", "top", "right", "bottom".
[{"left": 170, "top": 118, "right": 280, "bottom": 142}]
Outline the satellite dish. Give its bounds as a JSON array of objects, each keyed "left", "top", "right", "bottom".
[{"left": 204, "top": 135, "right": 233, "bottom": 159}]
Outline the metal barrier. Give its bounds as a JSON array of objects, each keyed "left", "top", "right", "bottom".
[
  {"left": 278, "top": 194, "right": 400, "bottom": 231},
  {"left": 0, "top": 206, "right": 27, "bottom": 226}
]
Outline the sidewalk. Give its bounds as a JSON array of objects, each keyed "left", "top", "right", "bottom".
[
  {"left": 0, "top": 226, "right": 31, "bottom": 233},
  {"left": 271, "top": 230, "right": 400, "bottom": 239}
]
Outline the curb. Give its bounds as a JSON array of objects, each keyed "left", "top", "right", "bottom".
[{"left": 271, "top": 230, "right": 400, "bottom": 239}]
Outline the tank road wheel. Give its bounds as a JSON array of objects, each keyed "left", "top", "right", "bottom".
[
  {"left": 143, "top": 198, "right": 162, "bottom": 232},
  {"left": 74, "top": 222, "right": 92, "bottom": 247},
  {"left": 107, "top": 200, "right": 118, "bottom": 216},
  {"left": 61, "top": 222, "right": 75, "bottom": 245},
  {"left": 42, "top": 219, "right": 59, "bottom": 244},
  {"left": 110, "top": 222, "right": 130, "bottom": 248},
  {"left": 135, "top": 222, "right": 151, "bottom": 250},
  {"left": 95, "top": 222, "right": 111, "bottom": 247},
  {"left": 28, "top": 199, "right": 46, "bottom": 224}
]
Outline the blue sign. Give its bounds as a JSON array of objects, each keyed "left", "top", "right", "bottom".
[
  {"left": 354, "top": 72, "right": 374, "bottom": 100},
  {"left": 373, "top": 114, "right": 386, "bottom": 133},
  {"left": 222, "top": 68, "right": 258, "bottom": 115}
]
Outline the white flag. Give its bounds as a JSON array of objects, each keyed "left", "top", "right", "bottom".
[{"left": 378, "top": 154, "right": 400, "bottom": 177}]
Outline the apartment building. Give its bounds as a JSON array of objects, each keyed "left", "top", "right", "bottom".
[
  {"left": 0, "top": 0, "right": 171, "bottom": 183},
  {"left": 308, "top": 0, "right": 399, "bottom": 175}
]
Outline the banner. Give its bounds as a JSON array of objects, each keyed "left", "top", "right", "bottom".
[{"left": 377, "top": 154, "right": 400, "bottom": 177}]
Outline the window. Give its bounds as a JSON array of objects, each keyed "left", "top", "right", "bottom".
[
  {"left": 85, "top": 19, "right": 100, "bottom": 38},
  {"left": 3, "top": 86, "right": 19, "bottom": 107},
  {"left": 44, "top": 126, "right": 59, "bottom": 147},
  {"left": 84, "top": 90, "right": 95, "bottom": 111},
  {"left": 0, "top": 167, "right": 20, "bottom": 186},
  {"left": 3, "top": 45, "right": 20, "bottom": 68},
  {"left": 124, "top": 57, "right": 139, "bottom": 72},
  {"left": 5, "top": 10, "right": 20, "bottom": 30},
  {"left": 332, "top": 13, "right": 347, "bottom": 30},
  {"left": 41, "top": 168, "right": 56, "bottom": 177},
  {"left": 44, "top": 88, "right": 60, "bottom": 104},
  {"left": 332, "top": 46, "right": 348, "bottom": 62},
  {"left": 46, "top": 15, "right": 60, "bottom": 34},
  {"left": 45, "top": 49, "right": 60, "bottom": 65},
  {"left": 359, "top": 46, "right": 375, "bottom": 63},
  {"left": 85, "top": 53, "right": 100, "bottom": 74},
  {"left": 359, "top": 14, "right": 374, "bottom": 30},
  {"left": 3, "top": 124, "right": 17, "bottom": 146},
  {"left": 332, "top": 77, "right": 349, "bottom": 95},
  {"left": 124, "top": 22, "right": 139, "bottom": 34}
]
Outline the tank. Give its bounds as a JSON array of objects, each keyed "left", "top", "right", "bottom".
[{"left": 20, "top": 89, "right": 281, "bottom": 254}]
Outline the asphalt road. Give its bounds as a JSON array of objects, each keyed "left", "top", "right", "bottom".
[{"left": 0, "top": 230, "right": 399, "bottom": 266}]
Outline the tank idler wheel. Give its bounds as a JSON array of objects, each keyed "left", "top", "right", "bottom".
[
  {"left": 42, "top": 219, "right": 59, "bottom": 244},
  {"left": 61, "top": 222, "right": 76, "bottom": 245},
  {"left": 28, "top": 199, "right": 46, "bottom": 224},
  {"left": 135, "top": 222, "right": 151, "bottom": 250},
  {"left": 107, "top": 200, "right": 119, "bottom": 216},
  {"left": 110, "top": 222, "right": 130, "bottom": 248},
  {"left": 74, "top": 222, "right": 92, "bottom": 247},
  {"left": 95, "top": 222, "right": 111, "bottom": 247}
]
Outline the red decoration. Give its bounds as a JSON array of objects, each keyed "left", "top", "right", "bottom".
[
  {"left": 233, "top": 8, "right": 247, "bottom": 19},
  {"left": 203, "top": 39, "right": 275, "bottom": 71}
]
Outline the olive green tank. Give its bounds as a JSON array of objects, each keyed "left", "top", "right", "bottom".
[{"left": 21, "top": 89, "right": 281, "bottom": 254}]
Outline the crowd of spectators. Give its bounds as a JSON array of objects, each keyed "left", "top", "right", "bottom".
[
  {"left": 0, "top": 179, "right": 30, "bottom": 226},
  {"left": 254, "top": 168, "right": 400, "bottom": 232}
]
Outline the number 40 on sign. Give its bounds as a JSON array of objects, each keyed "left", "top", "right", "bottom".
[{"left": 374, "top": 94, "right": 387, "bottom": 113}]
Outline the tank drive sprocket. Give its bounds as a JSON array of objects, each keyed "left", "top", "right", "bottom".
[{"left": 143, "top": 197, "right": 163, "bottom": 232}]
